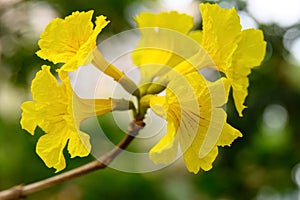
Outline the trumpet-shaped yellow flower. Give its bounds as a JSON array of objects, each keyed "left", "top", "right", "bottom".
[
  {"left": 149, "top": 72, "right": 242, "bottom": 173},
  {"left": 36, "top": 11, "right": 109, "bottom": 72},
  {"left": 132, "top": 11, "right": 201, "bottom": 84},
  {"left": 199, "top": 3, "right": 266, "bottom": 116},
  {"left": 133, "top": 3, "right": 266, "bottom": 116},
  {"left": 36, "top": 11, "right": 139, "bottom": 96},
  {"left": 20, "top": 66, "right": 113, "bottom": 172}
]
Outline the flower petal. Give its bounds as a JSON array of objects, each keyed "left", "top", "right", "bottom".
[
  {"left": 135, "top": 11, "right": 194, "bottom": 34},
  {"left": 188, "top": 30, "right": 202, "bottom": 44},
  {"left": 68, "top": 131, "right": 91, "bottom": 158},
  {"left": 20, "top": 102, "right": 40, "bottom": 135},
  {"left": 149, "top": 96, "right": 168, "bottom": 119},
  {"left": 230, "top": 29, "right": 266, "bottom": 116},
  {"left": 184, "top": 73, "right": 230, "bottom": 108},
  {"left": 198, "top": 108, "right": 226, "bottom": 159},
  {"left": 36, "top": 11, "right": 109, "bottom": 72},
  {"left": 207, "top": 77, "right": 231, "bottom": 107},
  {"left": 36, "top": 124, "right": 69, "bottom": 172},
  {"left": 200, "top": 3, "right": 241, "bottom": 72},
  {"left": 36, "top": 11, "right": 94, "bottom": 64},
  {"left": 133, "top": 11, "right": 198, "bottom": 82},
  {"left": 183, "top": 145, "right": 218, "bottom": 173},
  {"left": 217, "top": 123, "right": 242, "bottom": 146},
  {"left": 61, "top": 15, "right": 110, "bottom": 71},
  {"left": 183, "top": 121, "right": 242, "bottom": 174},
  {"left": 31, "top": 65, "right": 61, "bottom": 102},
  {"left": 132, "top": 28, "right": 192, "bottom": 77},
  {"left": 149, "top": 122, "right": 178, "bottom": 164}
]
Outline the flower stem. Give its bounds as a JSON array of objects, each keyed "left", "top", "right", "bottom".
[{"left": 0, "top": 120, "right": 145, "bottom": 200}]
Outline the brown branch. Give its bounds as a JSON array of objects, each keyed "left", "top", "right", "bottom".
[{"left": 0, "top": 120, "right": 145, "bottom": 200}]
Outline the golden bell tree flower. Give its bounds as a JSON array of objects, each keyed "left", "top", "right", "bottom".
[
  {"left": 132, "top": 11, "right": 200, "bottom": 87},
  {"left": 147, "top": 72, "right": 242, "bottom": 173},
  {"left": 36, "top": 11, "right": 109, "bottom": 72},
  {"left": 132, "top": 3, "right": 266, "bottom": 116},
  {"left": 199, "top": 3, "right": 266, "bottom": 116},
  {"left": 36, "top": 11, "right": 138, "bottom": 96},
  {"left": 20, "top": 66, "right": 132, "bottom": 172}
]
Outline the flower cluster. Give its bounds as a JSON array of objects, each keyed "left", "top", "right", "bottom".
[{"left": 21, "top": 3, "right": 266, "bottom": 173}]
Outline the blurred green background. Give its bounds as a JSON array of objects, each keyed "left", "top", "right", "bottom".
[{"left": 1, "top": 0, "right": 300, "bottom": 199}]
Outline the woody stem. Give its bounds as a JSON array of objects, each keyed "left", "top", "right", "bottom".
[{"left": 0, "top": 120, "right": 145, "bottom": 200}]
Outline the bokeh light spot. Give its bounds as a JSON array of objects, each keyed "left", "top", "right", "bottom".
[
  {"left": 263, "top": 104, "right": 288, "bottom": 130},
  {"left": 247, "top": 0, "right": 300, "bottom": 27}
]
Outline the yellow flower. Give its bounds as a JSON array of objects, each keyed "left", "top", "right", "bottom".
[
  {"left": 36, "top": 11, "right": 109, "bottom": 72},
  {"left": 20, "top": 66, "right": 113, "bottom": 172},
  {"left": 199, "top": 3, "right": 267, "bottom": 116},
  {"left": 36, "top": 11, "right": 139, "bottom": 96},
  {"left": 133, "top": 3, "right": 266, "bottom": 116},
  {"left": 132, "top": 11, "right": 200, "bottom": 86},
  {"left": 149, "top": 72, "right": 242, "bottom": 173}
]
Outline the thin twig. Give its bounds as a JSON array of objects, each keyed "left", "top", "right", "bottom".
[{"left": 0, "top": 120, "right": 145, "bottom": 200}]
